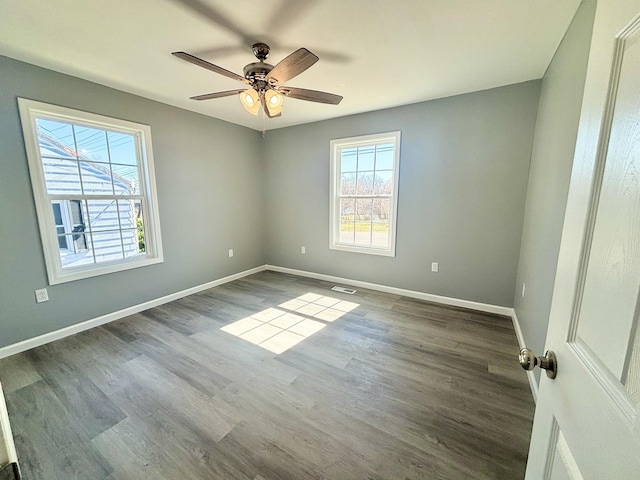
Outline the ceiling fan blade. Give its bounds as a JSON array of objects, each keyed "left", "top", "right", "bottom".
[
  {"left": 172, "top": 51, "right": 248, "bottom": 84},
  {"left": 260, "top": 93, "right": 281, "bottom": 118},
  {"left": 190, "top": 89, "right": 247, "bottom": 101},
  {"left": 279, "top": 87, "right": 343, "bottom": 105},
  {"left": 265, "top": 48, "right": 319, "bottom": 85},
  {"left": 167, "top": 0, "right": 257, "bottom": 46}
]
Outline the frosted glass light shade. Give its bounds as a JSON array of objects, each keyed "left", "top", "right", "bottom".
[
  {"left": 240, "top": 89, "right": 260, "bottom": 115},
  {"left": 265, "top": 90, "right": 284, "bottom": 116}
]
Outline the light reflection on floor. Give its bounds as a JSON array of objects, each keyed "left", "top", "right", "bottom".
[{"left": 220, "top": 292, "right": 359, "bottom": 354}]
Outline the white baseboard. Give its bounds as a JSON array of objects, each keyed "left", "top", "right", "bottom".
[
  {"left": 1, "top": 261, "right": 533, "bottom": 408},
  {"left": 266, "top": 264, "right": 537, "bottom": 403},
  {"left": 265, "top": 264, "right": 513, "bottom": 316},
  {"left": 510, "top": 309, "right": 539, "bottom": 403},
  {"left": 0, "top": 265, "right": 266, "bottom": 360}
]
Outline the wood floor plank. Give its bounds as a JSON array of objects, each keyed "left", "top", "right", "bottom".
[
  {"left": 5, "top": 381, "right": 111, "bottom": 480},
  {"left": 0, "top": 271, "right": 534, "bottom": 479},
  {"left": 25, "top": 350, "right": 127, "bottom": 440},
  {"left": 0, "top": 354, "right": 42, "bottom": 393}
]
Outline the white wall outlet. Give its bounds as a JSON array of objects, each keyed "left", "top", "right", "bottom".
[
  {"left": 301, "top": 246, "right": 306, "bottom": 254},
  {"left": 431, "top": 262, "right": 439, "bottom": 273},
  {"left": 35, "top": 288, "right": 49, "bottom": 303},
  {"left": 522, "top": 282, "right": 526, "bottom": 298},
  {"left": 228, "top": 249, "right": 234, "bottom": 258}
]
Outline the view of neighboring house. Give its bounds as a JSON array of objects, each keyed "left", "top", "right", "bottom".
[{"left": 37, "top": 123, "right": 143, "bottom": 268}]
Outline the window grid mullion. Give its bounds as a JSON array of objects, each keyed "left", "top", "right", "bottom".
[
  {"left": 46, "top": 194, "right": 144, "bottom": 201},
  {"left": 70, "top": 126, "right": 87, "bottom": 197}
]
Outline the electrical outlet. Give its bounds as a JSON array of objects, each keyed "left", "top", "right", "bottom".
[
  {"left": 301, "top": 246, "right": 306, "bottom": 254},
  {"left": 35, "top": 288, "right": 49, "bottom": 303},
  {"left": 522, "top": 282, "right": 526, "bottom": 298},
  {"left": 431, "top": 262, "right": 439, "bottom": 273},
  {"left": 228, "top": 249, "right": 234, "bottom": 258}
]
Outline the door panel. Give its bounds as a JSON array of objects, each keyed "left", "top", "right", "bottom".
[
  {"left": 526, "top": 0, "right": 640, "bottom": 478},
  {"left": 575, "top": 21, "right": 640, "bottom": 384},
  {"left": 549, "top": 431, "right": 582, "bottom": 480}
]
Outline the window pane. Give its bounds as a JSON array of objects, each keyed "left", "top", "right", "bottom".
[
  {"left": 59, "top": 234, "right": 94, "bottom": 268},
  {"left": 117, "top": 200, "right": 137, "bottom": 230},
  {"left": 341, "top": 173, "right": 356, "bottom": 195},
  {"left": 355, "top": 199, "right": 373, "bottom": 246},
  {"left": 372, "top": 198, "right": 391, "bottom": 247},
  {"left": 375, "top": 143, "right": 395, "bottom": 170},
  {"left": 75, "top": 126, "right": 109, "bottom": 163},
  {"left": 43, "top": 158, "right": 82, "bottom": 195},
  {"left": 122, "top": 228, "right": 144, "bottom": 257},
  {"left": 87, "top": 199, "right": 120, "bottom": 231},
  {"left": 357, "top": 172, "right": 375, "bottom": 195},
  {"left": 374, "top": 170, "right": 393, "bottom": 195},
  {"left": 92, "top": 230, "right": 125, "bottom": 264},
  {"left": 341, "top": 148, "right": 357, "bottom": 172},
  {"left": 108, "top": 132, "right": 137, "bottom": 166},
  {"left": 36, "top": 119, "right": 76, "bottom": 159},
  {"left": 132, "top": 204, "right": 146, "bottom": 255},
  {"left": 357, "top": 146, "right": 375, "bottom": 171},
  {"left": 79, "top": 161, "right": 115, "bottom": 195},
  {"left": 111, "top": 164, "right": 140, "bottom": 195},
  {"left": 339, "top": 198, "right": 355, "bottom": 244}
]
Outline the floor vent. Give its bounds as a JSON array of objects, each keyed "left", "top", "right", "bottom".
[{"left": 331, "top": 286, "right": 357, "bottom": 295}]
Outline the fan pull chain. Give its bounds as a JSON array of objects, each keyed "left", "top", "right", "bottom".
[{"left": 262, "top": 108, "right": 267, "bottom": 138}]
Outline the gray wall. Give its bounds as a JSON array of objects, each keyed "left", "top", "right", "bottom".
[
  {"left": 264, "top": 82, "right": 541, "bottom": 307},
  {"left": 0, "top": 55, "right": 264, "bottom": 348},
  {"left": 513, "top": 0, "right": 596, "bottom": 381}
]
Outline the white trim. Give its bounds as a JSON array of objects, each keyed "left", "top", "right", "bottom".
[
  {"left": 0, "top": 265, "right": 265, "bottom": 360},
  {"left": 0, "top": 383, "right": 19, "bottom": 466},
  {"left": 511, "top": 309, "right": 539, "bottom": 403},
  {"left": 329, "top": 131, "right": 401, "bottom": 257},
  {"left": 265, "top": 264, "right": 512, "bottom": 316}
]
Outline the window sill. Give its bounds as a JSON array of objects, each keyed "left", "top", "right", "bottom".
[
  {"left": 329, "top": 243, "right": 396, "bottom": 257},
  {"left": 46, "top": 255, "right": 163, "bottom": 285}
]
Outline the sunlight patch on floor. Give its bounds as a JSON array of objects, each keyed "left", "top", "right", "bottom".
[{"left": 220, "top": 293, "right": 360, "bottom": 354}]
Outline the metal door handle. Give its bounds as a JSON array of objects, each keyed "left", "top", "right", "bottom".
[{"left": 519, "top": 348, "right": 558, "bottom": 379}]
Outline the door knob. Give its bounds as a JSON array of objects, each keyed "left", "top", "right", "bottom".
[{"left": 519, "top": 348, "right": 558, "bottom": 379}]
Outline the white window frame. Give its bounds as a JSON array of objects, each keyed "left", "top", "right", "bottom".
[
  {"left": 18, "top": 98, "right": 164, "bottom": 285},
  {"left": 329, "top": 131, "right": 401, "bottom": 257}
]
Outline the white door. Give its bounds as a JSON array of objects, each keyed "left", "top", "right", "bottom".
[
  {"left": 0, "top": 382, "right": 19, "bottom": 474},
  {"left": 525, "top": 0, "right": 640, "bottom": 478}
]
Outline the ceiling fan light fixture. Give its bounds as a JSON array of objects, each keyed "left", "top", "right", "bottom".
[
  {"left": 265, "top": 90, "right": 284, "bottom": 115},
  {"left": 240, "top": 88, "right": 260, "bottom": 115},
  {"left": 174, "top": 43, "right": 342, "bottom": 118}
]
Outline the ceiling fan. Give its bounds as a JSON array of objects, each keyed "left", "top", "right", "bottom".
[{"left": 172, "top": 43, "right": 343, "bottom": 118}]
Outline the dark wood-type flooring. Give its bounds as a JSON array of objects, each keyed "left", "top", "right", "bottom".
[{"left": 0, "top": 271, "right": 535, "bottom": 479}]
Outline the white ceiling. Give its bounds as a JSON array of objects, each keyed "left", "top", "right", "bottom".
[{"left": 0, "top": 0, "right": 581, "bottom": 131}]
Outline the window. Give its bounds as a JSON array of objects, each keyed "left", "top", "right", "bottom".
[
  {"left": 18, "top": 98, "right": 163, "bottom": 284},
  {"left": 330, "top": 131, "right": 401, "bottom": 256}
]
